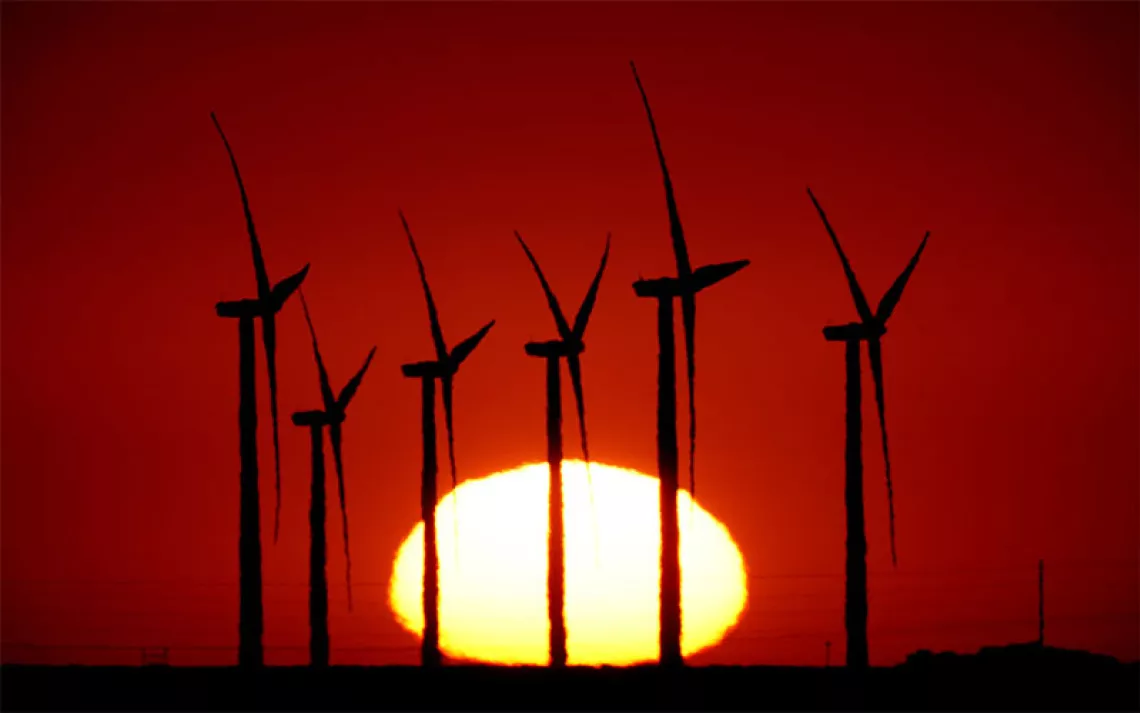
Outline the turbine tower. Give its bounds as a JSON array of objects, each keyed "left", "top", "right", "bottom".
[{"left": 809, "top": 186, "right": 931, "bottom": 670}]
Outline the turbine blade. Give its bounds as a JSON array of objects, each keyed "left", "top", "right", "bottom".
[
  {"left": 567, "top": 354, "right": 600, "bottom": 557},
  {"left": 337, "top": 347, "right": 377, "bottom": 411},
  {"left": 271, "top": 264, "right": 310, "bottom": 310},
  {"left": 868, "top": 337, "right": 898, "bottom": 568},
  {"left": 681, "top": 292, "right": 697, "bottom": 503},
  {"left": 876, "top": 231, "right": 931, "bottom": 323},
  {"left": 441, "top": 376, "right": 458, "bottom": 495},
  {"left": 299, "top": 291, "right": 336, "bottom": 412},
  {"left": 211, "top": 112, "right": 271, "bottom": 300},
  {"left": 630, "top": 62, "right": 692, "bottom": 278},
  {"left": 441, "top": 374, "right": 461, "bottom": 564},
  {"left": 400, "top": 211, "right": 449, "bottom": 362},
  {"left": 572, "top": 233, "right": 611, "bottom": 340},
  {"left": 690, "top": 260, "right": 749, "bottom": 292},
  {"left": 806, "top": 188, "right": 874, "bottom": 323},
  {"left": 449, "top": 320, "right": 495, "bottom": 368},
  {"left": 330, "top": 422, "right": 354, "bottom": 611},
  {"left": 515, "top": 231, "right": 572, "bottom": 340},
  {"left": 262, "top": 312, "right": 283, "bottom": 545}
]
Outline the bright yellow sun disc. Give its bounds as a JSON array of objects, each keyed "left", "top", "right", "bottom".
[{"left": 388, "top": 461, "right": 749, "bottom": 666}]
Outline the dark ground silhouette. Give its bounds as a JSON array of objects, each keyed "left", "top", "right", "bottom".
[
  {"left": 516, "top": 230, "right": 610, "bottom": 667},
  {"left": 628, "top": 61, "right": 750, "bottom": 667},
  {"left": 2, "top": 646, "right": 1135, "bottom": 711},
  {"left": 399, "top": 212, "right": 495, "bottom": 667},
  {"left": 808, "top": 187, "right": 931, "bottom": 670},
  {"left": 211, "top": 112, "right": 310, "bottom": 669}
]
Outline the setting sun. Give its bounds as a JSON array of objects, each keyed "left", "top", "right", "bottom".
[{"left": 388, "top": 461, "right": 748, "bottom": 666}]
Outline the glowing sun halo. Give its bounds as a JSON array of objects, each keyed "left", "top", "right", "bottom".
[{"left": 388, "top": 461, "right": 749, "bottom": 666}]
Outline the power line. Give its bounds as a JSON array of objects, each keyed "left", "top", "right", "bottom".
[{"left": 4, "top": 560, "right": 1134, "bottom": 588}]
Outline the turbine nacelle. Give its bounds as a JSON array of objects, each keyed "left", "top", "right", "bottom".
[
  {"left": 823, "top": 321, "right": 887, "bottom": 343},
  {"left": 291, "top": 408, "right": 348, "bottom": 428},
  {"left": 291, "top": 410, "right": 330, "bottom": 428},
  {"left": 524, "top": 339, "right": 584, "bottom": 360},
  {"left": 401, "top": 360, "right": 447, "bottom": 380},
  {"left": 216, "top": 298, "right": 263, "bottom": 320}
]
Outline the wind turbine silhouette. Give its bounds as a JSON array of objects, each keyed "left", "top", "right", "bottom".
[
  {"left": 399, "top": 211, "right": 495, "bottom": 667},
  {"left": 211, "top": 112, "right": 309, "bottom": 669},
  {"left": 515, "top": 230, "right": 610, "bottom": 667},
  {"left": 291, "top": 290, "right": 375, "bottom": 668},
  {"left": 629, "top": 62, "right": 750, "bottom": 668},
  {"left": 808, "top": 186, "right": 930, "bottom": 671}
]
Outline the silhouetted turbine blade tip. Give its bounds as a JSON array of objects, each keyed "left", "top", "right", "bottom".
[
  {"left": 298, "top": 291, "right": 334, "bottom": 410},
  {"left": 402, "top": 218, "right": 449, "bottom": 362},
  {"left": 573, "top": 234, "right": 611, "bottom": 337},
  {"left": 876, "top": 231, "right": 932, "bottom": 323},
  {"left": 270, "top": 267, "right": 309, "bottom": 311},
  {"left": 808, "top": 190, "right": 874, "bottom": 323},
  {"left": 516, "top": 232, "right": 572, "bottom": 339},
  {"left": 337, "top": 347, "right": 376, "bottom": 410},
  {"left": 210, "top": 113, "right": 271, "bottom": 299},
  {"left": 449, "top": 320, "right": 495, "bottom": 367}
]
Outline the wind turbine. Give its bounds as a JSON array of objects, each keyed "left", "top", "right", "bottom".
[
  {"left": 212, "top": 112, "right": 309, "bottom": 669},
  {"left": 291, "top": 291, "right": 375, "bottom": 668},
  {"left": 515, "top": 230, "right": 610, "bottom": 667},
  {"left": 808, "top": 186, "right": 930, "bottom": 671},
  {"left": 399, "top": 211, "right": 495, "bottom": 667},
  {"left": 629, "top": 62, "right": 750, "bottom": 667}
]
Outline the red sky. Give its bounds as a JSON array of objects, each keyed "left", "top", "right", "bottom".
[{"left": 2, "top": 1, "right": 1137, "bottom": 667}]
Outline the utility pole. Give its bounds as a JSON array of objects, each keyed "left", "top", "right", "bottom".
[{"left": 1038, "top": 559, "right": 1045, "bottom": 646}]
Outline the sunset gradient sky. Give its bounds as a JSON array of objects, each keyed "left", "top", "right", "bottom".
[{"left": 2, "top": 1, "right": 1137, "bottom": 667}]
